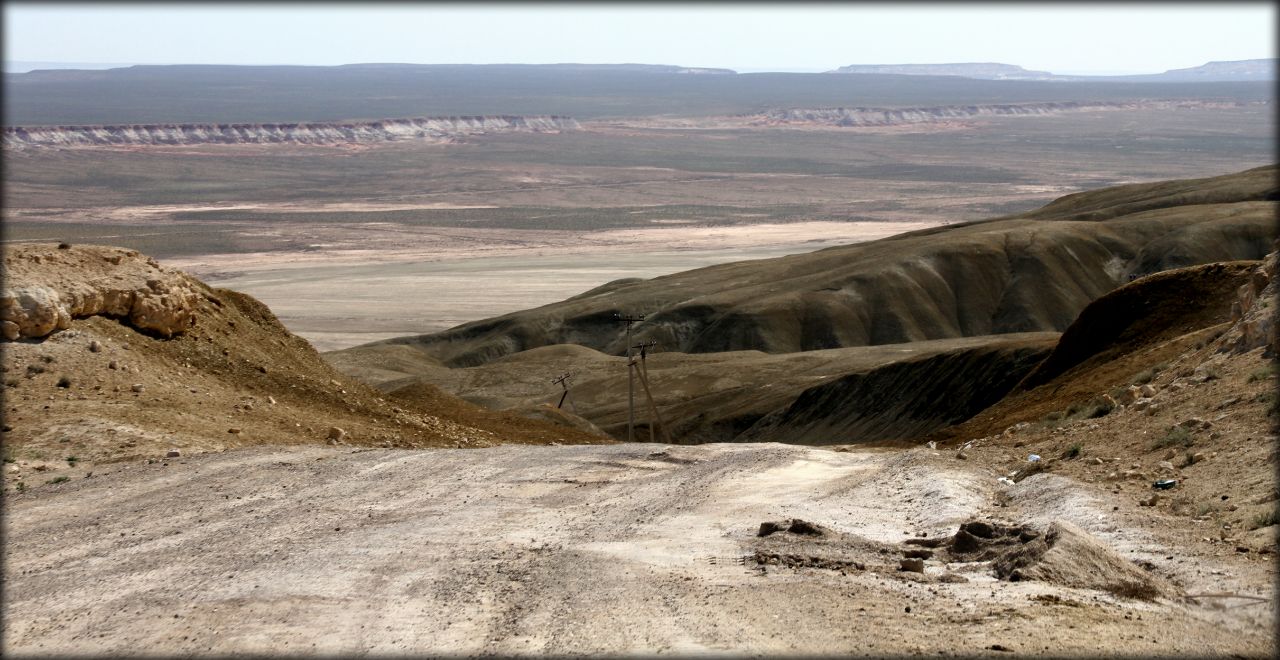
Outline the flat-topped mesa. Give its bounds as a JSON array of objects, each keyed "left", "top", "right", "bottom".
[
  {"left": 2, "top": 115, "right": 581, "bottom": 150},
  {"left": 754, "top": 100, "right": 1247, "bottom": 127}
]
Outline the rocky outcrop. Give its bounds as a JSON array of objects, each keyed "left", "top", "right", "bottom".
[
  {"left": 752, "top": 100, "right": 1248, "bottom": 127},
  {"left": 3, "top": 115, "right": 580, "bottom": 150},
  {"left": 1223, "top": 249, "right": 1278, "bottom": 356},
  {"left": 2, "top": 244, "right": 202, "bottom": 339}
]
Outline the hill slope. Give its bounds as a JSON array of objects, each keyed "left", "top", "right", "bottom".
[
  {"left": 355, "top": 166, "right": 1276, "bottom": 368},
  {"left": 1, "top": 244, "right": 609, "bottom": 486}
]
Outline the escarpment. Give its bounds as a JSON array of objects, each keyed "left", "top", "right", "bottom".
[
  {"left": 751, "top": 99, "right": 1251, "bottom": 127},
  {"left": 2, "top": 115, "right": 580, "bottom": 150}
]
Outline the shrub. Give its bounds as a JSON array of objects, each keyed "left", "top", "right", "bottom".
[
  {"left": 46, "top": 476, "right": 69, "bottom": 485},
  {"left": 1247, "top": 365, "right": 1276, "bottom": 383},
  {"left": 1250, "top": 508, "right": 1280, "bottom": 530},
  {"left": 1153, "top": 426, "right": 1193, "bottom": 450},
  {"left": 1063, "top": 443, "right": 1083, "bottom": 459},
  {"left": 1132, "top": 369, "right": 1155, "bottom": 385}
]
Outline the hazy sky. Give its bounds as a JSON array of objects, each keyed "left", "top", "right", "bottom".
[{"left": 4, "top": 3, "right": 1274, "bottom": 74}]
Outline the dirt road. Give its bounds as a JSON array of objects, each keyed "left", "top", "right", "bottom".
[{"left": 4, "top": 442, "right": 1271, "bottom": 656}]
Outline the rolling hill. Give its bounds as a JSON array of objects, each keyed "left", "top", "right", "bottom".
[{"left": 353, "top": 166, "right": 1277, "bottom": 369}]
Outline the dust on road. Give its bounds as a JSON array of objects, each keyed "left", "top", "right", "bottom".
[{"left": 4, "top": 442, "right": 1270, "bottom": 656}]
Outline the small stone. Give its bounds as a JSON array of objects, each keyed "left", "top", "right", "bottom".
[
  {"left": 130, "top": 383, "right": 145, "bottom": 393},
  {"left": 166, "top": 449, "right": 181, "bottom": 458},
  {"left": 1157, "top": 461, "right": 1176, "bottom": 472},
  {"left": 327, "top": 427, "right": 347, "bottom": 442},
  {"left": 899, "top": 558, "right": 925, "bottom": 573},
  {"left": 1116, "top": 386, "right": 1140, "bottom": 406},
  {"left": 1145, "top": 403, "right": 1162, "bottom": 416},
  {"left": 1139, "top": 384, "right": 1157, "bottom": 398},
  {"left": 1091, "top": 457, "right": 1105, "bottom": 465},
  {"left": 88, "top": 340, "right": 103, "bottom": 353},
  {"left": 55, "top": 376, "right": 71, "bottom": 388},
  {"left": 267, "top": 396, "right": 277, "bottom": 405},
  {"left": 955, "top": 451, "right": 968, "bottom": 460},
  {"left": 1178, "top": 417, "right": 1212, "bottom": 430},
  {"left": 228, "top": 428, "right": 241, "bottom": 434},
  {"left": 108, "top": 360, "right": 119, "bottom": 370}
]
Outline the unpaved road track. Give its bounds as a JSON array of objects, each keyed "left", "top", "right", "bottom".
[{"left": 4, "top": 443, "right": 1271, "bottom": 656}]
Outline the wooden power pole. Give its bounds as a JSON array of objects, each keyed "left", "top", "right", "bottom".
[
  {"left": 550, "top": 372, "right": 577, "bottom": 414},
  {"left": 631, "top": 340, "right": 672, "bottom": 444},
  {"left": 614, "top": 313, "right": 645, "bottom": 442}
]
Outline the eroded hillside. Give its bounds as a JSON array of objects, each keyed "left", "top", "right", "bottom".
[
  {"left": 1, "top": 243, "right": 608, "bottom": 487},
  {"left": 353, "top": 166, "right": 1276, "bottom": 368}
]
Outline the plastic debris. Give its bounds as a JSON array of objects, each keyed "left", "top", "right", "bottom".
[
  {"left": 997, "top": 477, "right": 1016, "bottom": 486},
  {"left": 1028, "top": 454, "right": 1041, "bottom": 463},
  {"left": 1153, "top": 479, "right": 1179, "bottom": 490}
]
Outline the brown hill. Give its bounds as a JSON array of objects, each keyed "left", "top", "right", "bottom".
[
  {"left": 914, "top": 251, "right": 1278, "bottom": 559},
  {"left": 358, "top": 166, "right": 1276, "bottom": 368},
  {"left": 328, "top": 332, "right": 1059, "bottom": 445},
  {"left": 1, "top": 244, "right": 609, "bottom": 487},
  {"left": 927, "top": 258, "right": 1269, "bottom": 445}
]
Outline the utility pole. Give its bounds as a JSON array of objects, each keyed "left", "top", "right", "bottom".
[
  {"left": 632, "top": 340, "right": 672, "bottom": 444},
  {"left": 614, "top": 313, "right": 645, "bottom": 442},
  {"left": 550, "top": 372, "right": 577, "bottom": 413}
]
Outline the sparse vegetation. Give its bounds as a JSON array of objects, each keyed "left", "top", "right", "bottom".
[
  {"left": 1132, "top": 362, "right": 1170, "bottom": 385},
  {"left": 1064, "top": 396, "right": 1114, "bottom": 421},
  {"left": 1247, "top": 365, "right": 1276, "bottom": 383},
  {"left": 1063, "top": 442, "right": 1083, "bottom": 459},
  {"left": 1153, "top": 426, "right": 1193, "bottom": 450},
  {"left": 1250, "top": 508, "right": 1280, "bottom": 530},
  {"left": 15, "top": 482, "right": 26, "bottom": 493},
  {"left": 65, "top": 456, "right": 79, "bottom": 466},
  {"left": 46, "top": 476, "right": 70, "bottom": 485}
]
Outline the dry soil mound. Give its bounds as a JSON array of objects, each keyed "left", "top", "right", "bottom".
[{"left": 991, "top": 520, "right": 1176, "bottom": 600}]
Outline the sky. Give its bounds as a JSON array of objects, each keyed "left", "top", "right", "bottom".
[{"left": 4, "top": 3, "right": 1275, "bottom": 75}]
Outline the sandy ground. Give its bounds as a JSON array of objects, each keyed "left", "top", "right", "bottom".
[
  {"left": 4, "top": 442, "right": 1271, "bottom": 656},
  {"left": 168, "top": 221, "right": 940, "bottom": 352}
]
